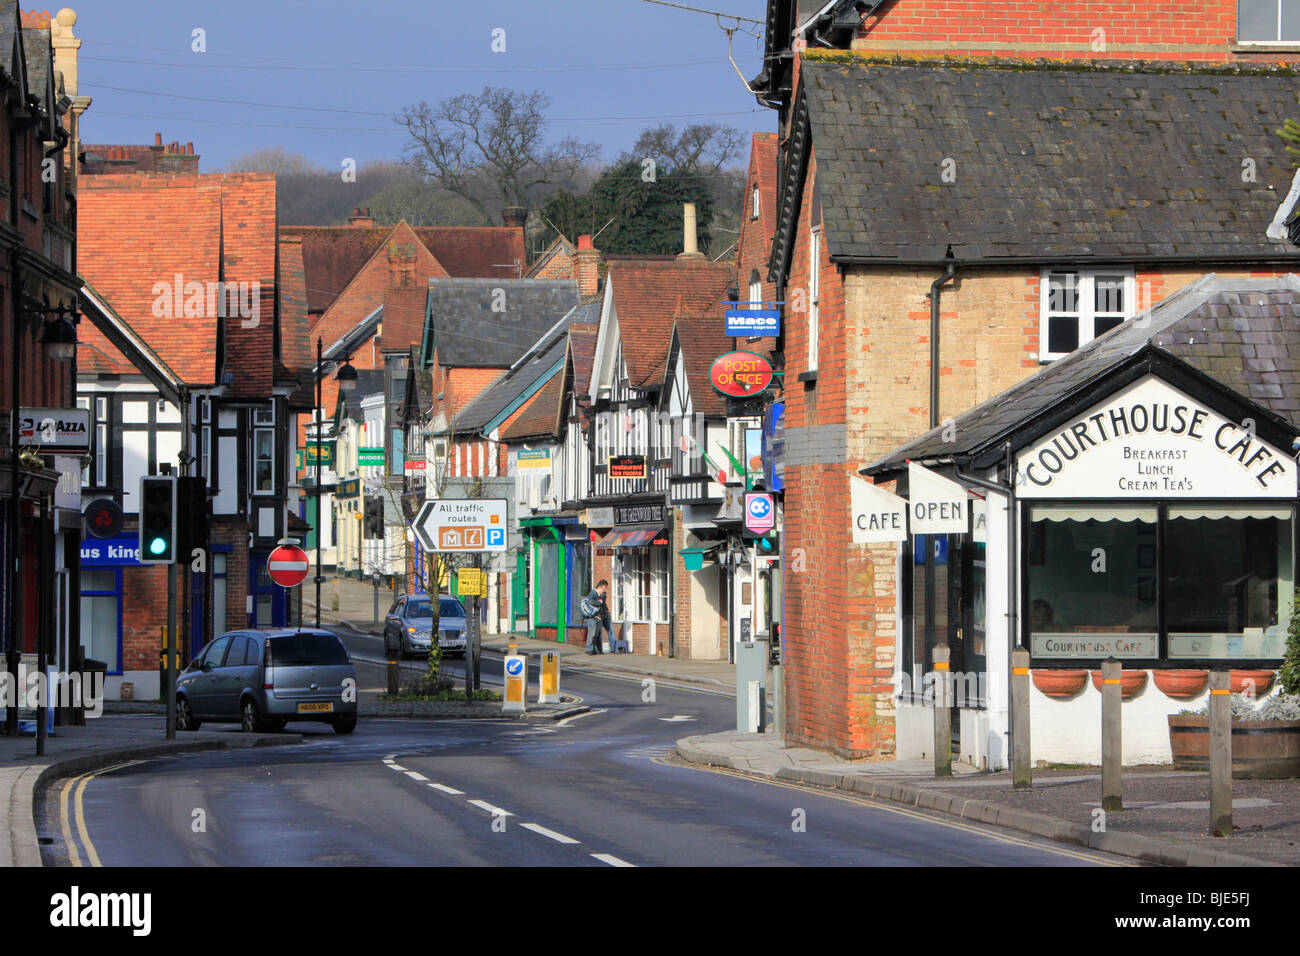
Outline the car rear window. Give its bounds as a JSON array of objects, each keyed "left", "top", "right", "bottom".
[{"left": 268, "top": 633, "right": 350, "bottom": 666}]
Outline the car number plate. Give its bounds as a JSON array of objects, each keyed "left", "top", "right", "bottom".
[{"left": 297, "top": 702, "right": 333, "bottom": 713}]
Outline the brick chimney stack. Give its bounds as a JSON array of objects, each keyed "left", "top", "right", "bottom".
[
  {"left": 387, "top": 241, "right": 417, "bottom": 287},
  {"left": 677, "top": 203, "right": 705, "bottom": 260},
  {"left": 574, "top": 234, "right": 600, "bottom": 298},
  {"left": 349, "top": 207, "right": 375, "bottom": 227},
  {"left": 502, "top": 206, "right": 528, "bottom": 230}
]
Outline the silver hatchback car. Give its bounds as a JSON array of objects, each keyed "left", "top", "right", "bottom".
[{"left": 177, "top": 628, "right": 358, "bottom": 735}]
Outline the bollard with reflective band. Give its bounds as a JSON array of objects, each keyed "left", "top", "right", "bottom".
[
  {"left": 503, "top": 653, "right": 527, "bottom": 714},
  {"left": 538, "top": 651, "right": 560, "bottom": 704}
]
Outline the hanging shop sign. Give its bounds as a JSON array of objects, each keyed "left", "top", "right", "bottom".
[
  {"left": 1016, "top": 376, "right": 1298, "bottom": 500},
  {"left": 850, "top": 476, "right": 909, "bottom": 543},
  {"left": 516, "top": 448, "right": 551, "bottom": 471},
  {"left": 724, "top": 302, "right": 781, "bottom": 337},
  {"left": 18, "top": 407, "right": 89, "bottom": 452},
  {"left": 303, "top": 442, "right": 334, "bottom": 467},
  {"left": 336, "top": 478, "right": 361, "bottom": 499},
  {"left": 608, "top": 455, "right": 646, "bottom": 479},
  {"left": 907, "top": 462, "right": 968, "bottom": 534},
  {"left": 358, "top": 447, "right": 386, "bottom": 467},
  {"left": 709, "top": 351, "right": 773, "bottom": 397},
  {"left": 744, "top": 492, "right": 776, "bottom": 535}
]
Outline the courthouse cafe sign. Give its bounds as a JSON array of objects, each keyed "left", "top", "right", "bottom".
[{"left": 1017, "top": 376, "right": 1298, "bottom": 499}]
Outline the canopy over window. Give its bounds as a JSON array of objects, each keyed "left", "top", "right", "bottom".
[{"left": 594, "top": 525, "right": 663, "bottom": 548}]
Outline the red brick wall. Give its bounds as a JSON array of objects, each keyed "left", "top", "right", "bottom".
[
  {"left": 848, "top": 0, "right": 1291, "bottom": 61},
  {"left": 120, "top": 564, "right": 168, "bottom": 672}
]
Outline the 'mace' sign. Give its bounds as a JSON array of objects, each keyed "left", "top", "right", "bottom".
[{"left": 1017, "top": 376, "right": 1298, "bottom": 499}]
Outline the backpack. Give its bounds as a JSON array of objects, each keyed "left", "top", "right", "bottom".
[{"left": 580, "top": 595, "right": 599, "bottom": 618}]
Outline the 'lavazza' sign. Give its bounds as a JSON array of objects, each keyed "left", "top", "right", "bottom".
[{"left": 1016, "top": 376, "right": 1298, "bottom": 499}]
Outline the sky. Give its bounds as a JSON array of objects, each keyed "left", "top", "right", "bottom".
[{"left": 71, "top": 0, "right": 774, "bottom": 172}]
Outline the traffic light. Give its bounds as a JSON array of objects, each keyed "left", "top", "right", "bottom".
[
  {"left": 364, "top": 495, "right": 384, "bottom": 539},
  {"left": 138, "top": 475, "right": 177, "bottom": 564},
  {"left": 756, "top": 532, "right": 779, "bottom": 556},
  {"left": 176, "top": 476, "right": 209, "bottom": 556}
]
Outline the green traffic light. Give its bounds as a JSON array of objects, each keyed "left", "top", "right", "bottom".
[{"left": 148, "top": 536, "right": 168, "bottom": 556}]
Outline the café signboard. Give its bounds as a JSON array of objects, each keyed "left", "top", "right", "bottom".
[{"left": 1017, "top": 376, "right": 1297, "bottom": 499}]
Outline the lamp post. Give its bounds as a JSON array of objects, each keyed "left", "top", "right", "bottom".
[
  {"left": 6, "top": 302, "right": 77, "bottom": 742},
  {"left": 313, "top": 340, "right": 357, "bottom": 628}
]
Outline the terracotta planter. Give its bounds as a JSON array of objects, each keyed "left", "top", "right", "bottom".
[
  {"left": 1168, "top": 715, "right": 1300, "bottom": 778},
  {"left": 1229, "top": 670, "right": 1275, "bottom": 696},
  {"left": 1089, "top": 669, "right": 1148, "bottom": 700},
  {"left": 1031, "top": 669, "right": 1089, "bottom": 699},
  {"left": 1152, "top": 669, "right": 1209, "bottom": 700}
]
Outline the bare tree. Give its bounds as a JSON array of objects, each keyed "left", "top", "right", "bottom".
[
  {"left": 619, "top": 122, "right": 744, "bottom": 175},
  {"left": 397, "top": 87, "right": 601, "bottom": 225},
  {"left": 225, "top": 146, "right": 325, "bottom": 175}
]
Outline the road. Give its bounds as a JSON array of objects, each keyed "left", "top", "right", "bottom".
[{"left": 37, "top": 625, "right": 1132, "bottom": 867}]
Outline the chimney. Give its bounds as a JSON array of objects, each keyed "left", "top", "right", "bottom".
[
  {"left": 574, "top": 234, "right": 600, "bottom": 298},
  {"left": 387, "top": 241, "right": 417, "bottom": 287},
  {"left": 349, "top": 207, "right": 375, "bottom": 227},
  {"left": 502, "top": 206, "right": 528, "bottom": 229},
  {"left": 154, "top": 132, "right": 163, "bottom": 148},
  {"left": 677, "top": 203, "right": 705, "bottom": 260}
]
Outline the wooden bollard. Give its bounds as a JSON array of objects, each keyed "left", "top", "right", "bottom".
[
  {"left": 1209, "top": 669, "right": 1233, "bottom": 837},
  {"left": 387, "top": 658, "right": 400, "bottom": 697},
  {"left": 933, "top": 645, "right": 952, "bottom": 778},
  {"left": 1011, "top": 647, "right": 1032, "bottom": 789},
  {"left": 1101, "top": 657, "right": 1122, "bottom": 812}
]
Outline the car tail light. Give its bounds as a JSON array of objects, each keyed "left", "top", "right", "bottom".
[{"left": 263, "top": 640, "right": 273, "bottom": 688}]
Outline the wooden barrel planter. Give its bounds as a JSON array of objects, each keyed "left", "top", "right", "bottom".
[
  {"left": 1168, "top": 715, "right": 1300, "bottom": 778},
  {"left": 1089, "top": 669, "right": 1148, "bottom": 700},
  {"left": 1152, "top": 669, "right": 1209, "bottom": 700},
  {"left": 1031, "top": 669, "right": 1089, "bottom": 699}
]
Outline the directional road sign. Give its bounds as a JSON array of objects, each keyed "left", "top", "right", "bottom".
[{"left": 413, "top": 499, "right": 509, "bottom": 552}]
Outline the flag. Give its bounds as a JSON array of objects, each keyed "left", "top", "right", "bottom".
[{"left": 719, "top": 445, "right": 748, "bottom": 485}]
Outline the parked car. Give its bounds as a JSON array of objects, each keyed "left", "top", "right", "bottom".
[
  {"left": 384, "top": 594, "right": 468, "bottom": 659},
  {"left": 176, "top": 629, "right": 358, "bottom": 735}
]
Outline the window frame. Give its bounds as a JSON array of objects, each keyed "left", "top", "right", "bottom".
[
  {"left": 1039, "top": 268, "right": 1135, "bottom": 362},
  {"left": 808, "top": 227, "right": 821, "bottom": 373},
  {"left": 1237, "top": 0, "right": 1300, "bottom": 43}
]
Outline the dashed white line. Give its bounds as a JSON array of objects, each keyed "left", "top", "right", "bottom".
[
  {"left": 591, "top": 853, "right": 635, "bottom": 867},
  {"left": 467, "top": 799, "right": 514, "bottom": 817},
  {"left": 520, "top": 823, "right": 580, "bottom": 844},
  {"left": 428, "top": 783, "right": 464, "bottom": 795},
  {"left": 404, "top": 771, "right": 429, "bottom": 781},
  {"left": 385, "top": 763, "right": 407, "bottom": 771}
]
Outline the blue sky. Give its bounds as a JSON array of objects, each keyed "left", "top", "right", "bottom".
[{"left": 73, "top": 0, "right": 773, "bottom": 171}]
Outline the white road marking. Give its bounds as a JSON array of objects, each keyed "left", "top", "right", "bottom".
[
  {"left": 520, "top": 823, "right": 580, "bottom": 844},
  {"left": 657, "top": 715, "right": 695, "bottom": 722},
  {"left": 467, "top": 799, "right": 514, "bottom": 817},
  {"left": 386, "top": 763, "right": 407, "bottom": 771},
  {"left": 591, "top": 853, "right": 635, "bottom": 867},
  {"left": 404, "top": 771, "right": 429, "bottom": 781},
  {"left": 555, "top": 708, "right": 606, "bottom": 727},
  {"left": 428, "top": 783, "right": 464, "bottom": 795}
]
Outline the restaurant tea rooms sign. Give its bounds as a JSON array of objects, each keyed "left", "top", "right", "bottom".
[{"left": 1016, "top": 376, "right": 1297, "bottom": 499}]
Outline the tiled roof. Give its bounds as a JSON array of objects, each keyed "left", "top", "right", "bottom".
[
  {"left": 378, "top": 286, "right": 427, "bottom": 354},
  {"left": 608, "top": 258, "right": 733, "bottom": 387},
  {"left": 423, "top": 278, "right": 578, "bottom": 369},
  {"left": 672, "top": 313, "right": 735, "bottom": 416},
  {"left": 866, "top": 274, "right": 1300, "bottom": 473},
  {"left": 787, "top": 57, "right": 1300, "bottom": 265},
  {"left": 283, "top": 223, "right": 525, "bottom": 315},
  {"left": 453, "top": 329, "right": 568, "bottom": 434},
  {"left": 278, "top": 235, "right": 315, "bottom": 409},
  {"left": 500, "top": 374, "right": 564, "bottom": 442},
  {"left": 220, "top": 176, "right": 278, "bottom": 399},
  {"left": 20, "top": 17, "right": 47, "bottom": 101},
  {"left": 569, "top": 325, "right": 598, "bottom": 397}
]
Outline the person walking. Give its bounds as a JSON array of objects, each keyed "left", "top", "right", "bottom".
[{"left": 582, "top": 580, "right": 611, "bottom": 654}]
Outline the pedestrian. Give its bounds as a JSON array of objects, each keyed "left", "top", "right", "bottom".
[{"left": 581, "top": 580, "right": 611, "bottom": 654}]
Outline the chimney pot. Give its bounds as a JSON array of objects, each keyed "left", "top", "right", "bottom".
[
  {"left": 677, "top": 203, "right": 705, "bottom": 260},
  {"left": 154, "top": 132, "right": 162, "bottom": 147},
  {"left": 577, "top": 234, "right": 593, "bottom": 250},
  {"left": 187, "top": 142, "right": 194, "bottom": 154}
]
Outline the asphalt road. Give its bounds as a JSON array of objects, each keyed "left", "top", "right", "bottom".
[{"left": 36, "top": 638, "right": 1133, "bottom": 867}]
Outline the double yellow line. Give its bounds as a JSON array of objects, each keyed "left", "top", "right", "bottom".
[{"left": 57, "top": 761, "right": 137, "bottom": 867}]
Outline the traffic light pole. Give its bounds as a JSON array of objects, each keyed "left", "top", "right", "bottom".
[
  {"left": 166, "top": 560, "right": 177, "bottom": 740},
  {"left": 314, "top": 336, "right": 323, "bottom": 629}
]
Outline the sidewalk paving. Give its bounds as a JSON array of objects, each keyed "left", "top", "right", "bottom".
[
  {"left": 676, "top": 730, "right": 1294, "bottom": 867},
  {"left": 304, "top": 574, "right": 738, "bottom": 691}
]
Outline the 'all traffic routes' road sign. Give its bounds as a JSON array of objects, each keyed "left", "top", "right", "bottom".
[
  {"left": 412, "top": 499, "right": 509, "bottom": 552},
  {"left": 267, "top": 543, "right": 310, "bottom": 588}
]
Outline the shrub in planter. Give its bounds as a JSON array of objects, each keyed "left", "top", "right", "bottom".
[{"left": 1169, "top": 692, "right": 1300, "bottom": 778}]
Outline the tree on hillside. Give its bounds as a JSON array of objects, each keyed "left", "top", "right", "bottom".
[
  {"left": 225, "top": 146, "right": 325, "bottom": 176},
  {"left": 397, "top": 87, "right": 601, "bottom": 226},
  {"left": 538, "top": 159, "right": 715, "bottom": 256}
]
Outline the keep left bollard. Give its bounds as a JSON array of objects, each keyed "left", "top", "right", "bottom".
[{"left": 538, "top": 651, "right": 560, "bottom": 704}]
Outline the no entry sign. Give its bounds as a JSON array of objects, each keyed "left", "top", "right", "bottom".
[{"left": 267, "top": 543, "right": 310, "bottom": 588}]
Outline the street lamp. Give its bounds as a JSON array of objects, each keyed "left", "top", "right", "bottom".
[{"left": 7, "top": 300, "right": 78, "bottom": 746}]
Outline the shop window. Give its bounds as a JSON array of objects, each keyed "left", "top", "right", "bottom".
[
  {"left": 79, "top": 569, "right": 120, "bottom": 673},
  {"left": 1040, "top": 270, "right": 1134, "bottom": 361},
  {"left": 567, "top": 545, "right": 591, "bottom": 624},
  {"left": 618, "top": 547, "right": 668, "bottom": 623},
  {"left": 536, "top": 540, "right": 560, "bottom": 626},
  {"left": 1027, "top": 504, "right": 1293, "bottom": 662},
  {"left": 1239, "top": 0, "right": 1300, "bottom": 41}
]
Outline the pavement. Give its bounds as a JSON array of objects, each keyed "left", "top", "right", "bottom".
[{"left": 676, "top": 730, "right": 1298, "bottom": 867}]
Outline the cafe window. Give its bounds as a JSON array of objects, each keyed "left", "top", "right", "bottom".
[
  {"left": 1040, "top": 270, "right": 1134, "bottom": 361},
  {"left": 618, "top": 547, "right": 669, "bottom": 623},
  {"left": 1027, "top": 503, "right": 1293, "bottom": 662}
]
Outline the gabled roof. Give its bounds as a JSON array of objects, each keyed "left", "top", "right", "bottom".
[
  {"left": 499, "top": 373, "right": 565, "bottom": 442},
  {"left": 606, "top": 258, "right": 734, "bottom": 388},
  {"left": 282, "top": 223, "right": 526, "bottom": 315},
  {"left": 569, "top": 324, "right": 599, "bottom": 397},
  {"left": 420, "top": 278, "right": 579, "bottom": 369},
  {"left": 278, "top": 235, "right": 315, "bottom": 409},
  {"left": 78, "top": 282, "right": 184, "bottom": 403},
  {"left": 866, "top": 274, "right": 1300, "bottom": 475},
  {"left": 378, "top": 286, "right": 428, "bottom": 354},
  {"left": 669, "top": 314, "right": 734, "bottom": 416},
  {"left": 773, "top": 56, "right": 1300, "bottom": 279}
]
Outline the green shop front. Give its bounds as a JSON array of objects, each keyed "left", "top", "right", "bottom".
[{"left": 519, "top": 514, "right": 591, "bottom": 642}]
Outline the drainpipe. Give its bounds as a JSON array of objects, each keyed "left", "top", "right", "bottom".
[{"left": 928, "top": 250, "right": 958, "bottom": 429}]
